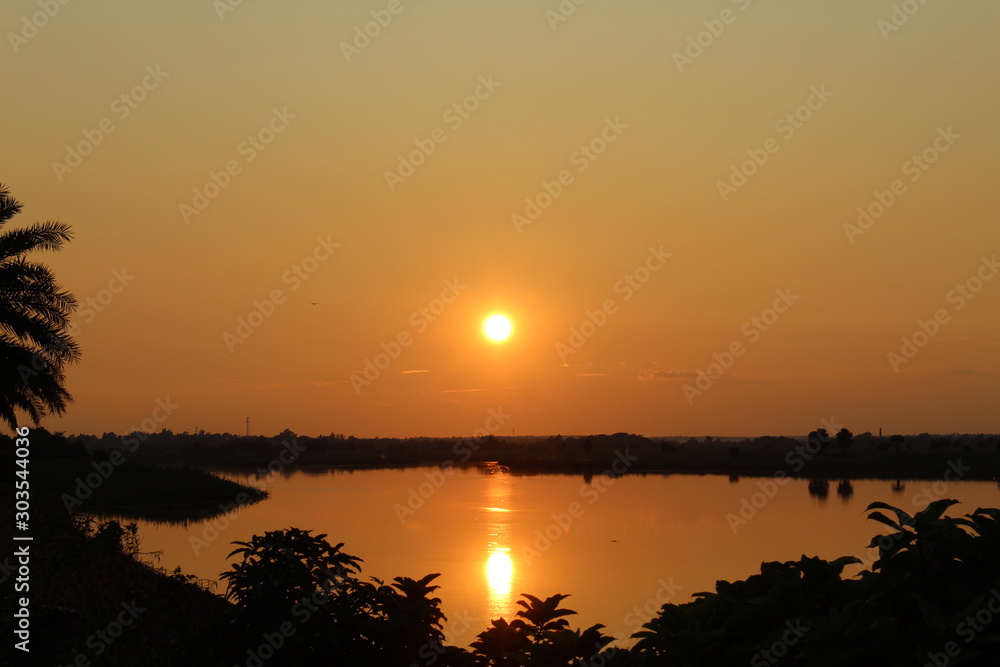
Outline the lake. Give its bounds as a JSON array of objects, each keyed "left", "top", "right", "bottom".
[{"left": 128, "top": 464, "right": 1000, "bottom": 646}]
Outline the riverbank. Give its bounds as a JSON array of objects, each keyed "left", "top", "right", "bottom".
[
  {"left": 0, "top": 502, "right": 239, "bottom": 665},
  {"left": 1, "top": 451, "right": 268, "bottom": 664},
  {"left": 115, "top": 431, "right": 1000, "bottom": 482}
]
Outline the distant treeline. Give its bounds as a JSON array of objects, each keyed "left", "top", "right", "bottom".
[{"left": 8, "top": 428, "right": 1000, "bottom": 481}]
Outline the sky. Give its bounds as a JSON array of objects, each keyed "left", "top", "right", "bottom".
[{"left": 3, "top": 0, "right": 999, "bottom": 438}]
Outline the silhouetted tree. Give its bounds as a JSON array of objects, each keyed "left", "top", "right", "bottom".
[
  {"left": 471, "top": 594, "right": 613, "bottom": 666},
  {"left": 929, "top": 436, "right": 951, "bottom": 450},
  {"left": 0, "top": 184, "right": 80, "bottom": 431},
  {"left": 807, "top": 428, "right": 830, "bottom": 456},
  {"left": 482, "top": 434, "right": 501, "bottom": 456},
  {"left": 29, "top": 426, "right": 85, "bottom": 458},
  {"left": 629, "top": 500, "right": 1000, "bottom": 665},
  {"left": 835, "top": 428, "right": 853, "bottom": 455},
  {"left": 889, "top": 434, "right": 905, "bottom": 454},
  {"left": 119, "top": 499, "right": 1000, "bottom": 664},
  {"left": 221, "top": 528, "right": 451, "bottom": 665}
]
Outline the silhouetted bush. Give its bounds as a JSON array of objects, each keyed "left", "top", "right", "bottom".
[{"left": 216, "top": 500, "right": 1000, "bottom": 665}]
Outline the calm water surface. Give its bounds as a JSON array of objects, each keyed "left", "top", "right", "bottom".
[{"left": 130, "top": 466, "right": 1000, "bottom": 645}]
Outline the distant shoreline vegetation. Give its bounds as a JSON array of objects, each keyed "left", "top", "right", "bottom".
[{"left": 12, "top": 428, "right": 1000, "bottom": 483}]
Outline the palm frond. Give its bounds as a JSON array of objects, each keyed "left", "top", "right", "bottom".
[
  {"left": 0, "top": 187, "right": 79, "bottom": 431},
  {"left": 0, "top": 221, "right": 73, "bottom": 260}
]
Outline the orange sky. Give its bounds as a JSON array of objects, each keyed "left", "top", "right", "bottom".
[{"left": 4, "top": 0, "right": 999, "bottom": 437}]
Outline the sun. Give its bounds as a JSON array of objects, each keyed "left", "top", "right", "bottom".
[{"left": 484, "top": 314, "right": 513, "bottom": 342}]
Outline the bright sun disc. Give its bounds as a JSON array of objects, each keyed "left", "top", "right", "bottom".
[{"left": 484, "top": 315, "right": 512, "bottom": 342}]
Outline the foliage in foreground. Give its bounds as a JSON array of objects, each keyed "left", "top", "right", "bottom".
[
  {"left": 216, "top": 499, "right": 1000, "bottom": 667},
  {"left": 11, "top": 498, "right": 999, "bottom": 665}
]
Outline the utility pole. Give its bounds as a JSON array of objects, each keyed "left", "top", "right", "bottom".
[{"left": 246, "top": 417, "right": 250, "bottom": 437}]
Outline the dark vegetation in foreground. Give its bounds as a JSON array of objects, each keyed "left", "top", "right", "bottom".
[{"left": 5, "top": 493, "right": 1000, "bottom": 666}]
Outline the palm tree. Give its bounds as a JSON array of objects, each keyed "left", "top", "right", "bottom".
[{"left": 0, "top": 184, "right": 80, "bottom": 431}]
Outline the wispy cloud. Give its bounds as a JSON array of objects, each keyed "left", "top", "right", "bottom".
[
  {"left": 639, "top": 370, "right": 699, "bottom": 381},
  {"left": 439, "top": 388, "right": 488, "bottom": 394},
  {"left": 401, "top": 369, "right": 430, "bottom": 374},
  {"left": 576, "top": 373, "right": 607, "bottom": 377},
  {"left": 200, "top": 378, "right": 347, "bottom": 395}
]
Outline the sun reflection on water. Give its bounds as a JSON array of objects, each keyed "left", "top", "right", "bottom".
[
  {"left": 484, "top": 463, "right": 516, "bottom": 619},
  {"left": 486, "top": 549, "right": 513, "bottom": 595}
]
